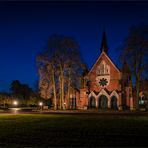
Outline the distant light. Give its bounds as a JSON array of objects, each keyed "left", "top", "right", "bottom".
[
  {"left": 10, "top": 107, "right": 20, "bottom": 114},
  {"left": 13, "top": 101, "right": 18, "bottom": 105},
  {"left": 39, "top": 102, "right": 43, "bottom": 106}
]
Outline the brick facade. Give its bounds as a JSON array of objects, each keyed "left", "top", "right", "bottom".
[
  {"left": 64, "top": 31, "right": 134, "bottom": 110},
  {"left": 78, "top": 51, "right": 133, "bottom": 110}
]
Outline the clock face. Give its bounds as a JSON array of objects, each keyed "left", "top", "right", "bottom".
[{"left": 99, "top": 78, "right": 108, "bottom": 86}]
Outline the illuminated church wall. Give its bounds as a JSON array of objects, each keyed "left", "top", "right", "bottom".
[
  {"left": 78, "top": 30, "right": 133, "bottom": 110},
  {"left": 88, "top": 52, "right": 121, "bottom": 92}
]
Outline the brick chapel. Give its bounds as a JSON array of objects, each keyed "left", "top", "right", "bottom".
[{"left": 75, "top": 31, "right": 134, "bottom": 110}]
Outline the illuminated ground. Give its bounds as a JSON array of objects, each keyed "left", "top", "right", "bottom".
[{"left": 0, "top": 114, "right": 147, "bottom": 147}]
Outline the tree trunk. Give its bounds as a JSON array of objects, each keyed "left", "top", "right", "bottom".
[
  {"left": 59, "top": 75, "right": 62, "bottom": 109},
  {"left": 61, "top": 73, "right": 64, "bottom": 109},
  {"left": 135, "top": 51, "right": 142, "bottom": 111},
  {"left": 135, "top": 75, "right": 140, "bottom": 111},
  {"left": 59, "top": 64, "right": 64, "bottom": 110},
  {"left": 52, "top": 69, "right": 57, "bottom": 110},
  {"left": 3, "top": 99, "right": 5, "bottom": 108},
  {"left": 67, "top": 71, "right": 71, "bottom": 109}
]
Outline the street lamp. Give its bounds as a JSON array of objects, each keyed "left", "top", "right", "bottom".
[
  {"left": 12, "top": 101, "right": 19, "bottom": 114},
  {"left": 39, "top": 102, "right": 43, "bottom": 110},
  {"left": 13, "top": 101, "right": 18, "bottom": 106},
  {"left": 39, "top": 102, "right": 43, "bottom": 106}
]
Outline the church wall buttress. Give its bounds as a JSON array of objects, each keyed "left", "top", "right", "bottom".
[
  {"left": 80, "top": 88, "right": 88, "bottom": 108},
  {"left": 125, "top": 86, "right": 133, "bottom": 109}
]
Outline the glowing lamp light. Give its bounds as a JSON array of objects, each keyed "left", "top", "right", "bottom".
[
  {"left": 13, "top": 101, "right": 18, "bottom": 105},
  {"left": 39, "top": 102, "right": 43, "bottom": 106}
]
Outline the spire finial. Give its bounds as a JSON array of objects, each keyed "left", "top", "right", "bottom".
[{"left": 100, "top": 28, "right": 108, "bottom": 54}]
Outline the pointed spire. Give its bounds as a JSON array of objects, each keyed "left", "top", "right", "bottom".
[{"left": 100, "top": 29, "right": 108, "bottom": 54}]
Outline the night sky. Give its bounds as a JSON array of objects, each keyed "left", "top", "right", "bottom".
[{"left": 0, "top": 1, "right": 148, "bottom": 92}]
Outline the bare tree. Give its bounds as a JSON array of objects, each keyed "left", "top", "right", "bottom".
[
  {"left": 121, "top": 24, "right": 148, "bottom": 110},
  {"left": 37, "top": 54, "right": 57, "bottom": 110},
  {"left": 37, "top": 34, "right": 85, "bottom": 110}
]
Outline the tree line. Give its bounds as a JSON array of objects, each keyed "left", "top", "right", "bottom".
[{"left": 0, "top": 80, "right": 41, "bottom": 108}]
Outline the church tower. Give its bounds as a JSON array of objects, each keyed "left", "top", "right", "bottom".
[
  {"left": 79, "top": 29, "right": 122, "bottom": 110},
  {"left": 78, "top": 29, "right": 134, "bottom": 111}
]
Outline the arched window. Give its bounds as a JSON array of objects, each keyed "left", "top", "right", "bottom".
[
  {"left": 89, "top": 96, "right": 96, "bottom": 108},
  {"left": 98, "top": 95, "right": 108, "bottom": 109},
  {"left": 111, "top": 96, "right": 118, "bottom": 110},
  {"left": 100, "top": 64, "right": 104, "bottom": 74},
  {"left": 97, "top": 61, "right": 110, "bottom": 75},
  {"left": 106, "top": 65, "right": 110, "bottom": 74}
]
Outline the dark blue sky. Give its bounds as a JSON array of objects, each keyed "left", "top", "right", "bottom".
[{"left": 0, "top": 1, "right": 148, "bottom": 92}]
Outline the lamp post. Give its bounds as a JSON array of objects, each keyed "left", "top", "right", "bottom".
[
  {"left": 13, "top": 101, "right": 18, "bottom": 106},
  {"left": 39, "top": 102, "right": 43, "bottom": 110},
  {"left": 12, "top": 101, "right": 19, "bottom": 114}
]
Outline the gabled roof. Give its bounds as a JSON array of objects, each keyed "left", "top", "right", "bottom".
[{"left": 87, "top": 51, "right": 120, "bottom": 76}]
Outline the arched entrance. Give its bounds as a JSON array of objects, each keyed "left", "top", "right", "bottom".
[
  {"left": 98, "top": 95, "right": 108, "bottom": 109},
  {"left": 88, "top": 96, "right": 96, "bottom": 108},
  {"left": 111, "top": 96, "right": 118, "bottom": 110}
]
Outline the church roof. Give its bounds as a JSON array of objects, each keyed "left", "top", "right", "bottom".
[{"left": 87, "top": 51, "right": 121, "bottom": 76}]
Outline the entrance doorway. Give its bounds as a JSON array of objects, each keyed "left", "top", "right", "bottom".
[
  {"left": 98, "top": 95, "right": 108, "bottom": 109},
  {"left": 89, "top": 96, "right": 96, "bottom": 108},
  {"left": 111, "top": 96, "right": 118, "bottom": 110}
]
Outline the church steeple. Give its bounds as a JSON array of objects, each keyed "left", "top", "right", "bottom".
[{"left": 100, "top": 29, "right": 108, "bottom": 54}]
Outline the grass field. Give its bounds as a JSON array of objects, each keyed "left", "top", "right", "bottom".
[{"left": 0, "top": 114, "right": 148, "bottom": 147}]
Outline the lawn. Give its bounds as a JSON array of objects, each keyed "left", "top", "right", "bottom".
[{"left": 0, "top": 113, "right": 148, "bottom": 147}]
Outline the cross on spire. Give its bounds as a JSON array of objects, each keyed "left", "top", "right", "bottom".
[{"left": 100, "top": 29, "right": 108, "bottom": 54}]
